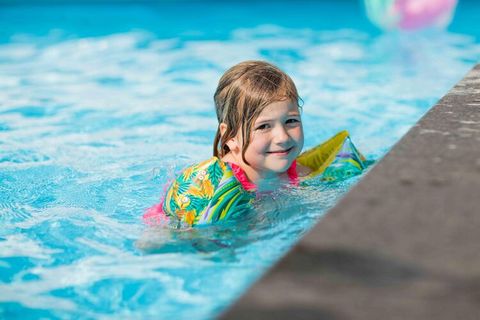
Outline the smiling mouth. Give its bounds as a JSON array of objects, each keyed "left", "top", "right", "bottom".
[{"left": 267, "top": 147, "right": 294, "bottom": 155}]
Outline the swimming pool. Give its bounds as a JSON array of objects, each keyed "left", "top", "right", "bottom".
[{"left": 1, "top": 1, "right": 479, "bottom": 319}]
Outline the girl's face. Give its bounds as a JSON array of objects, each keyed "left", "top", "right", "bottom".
[{"left": 233, "top": 99, "right": 304, "bottom": 180}]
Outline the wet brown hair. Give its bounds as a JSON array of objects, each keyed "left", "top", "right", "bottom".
[{"left": 213, "top": 60, "right": 302, "bottom": 165}]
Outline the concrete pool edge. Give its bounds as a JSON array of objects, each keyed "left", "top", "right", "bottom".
[{"left": 221, "top": 64, "right": 480, "bottom": 319}]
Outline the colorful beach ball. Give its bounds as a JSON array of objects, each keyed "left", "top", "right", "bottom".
[{"left": 364, "top": 0, "right": 458, "bottom": 31}]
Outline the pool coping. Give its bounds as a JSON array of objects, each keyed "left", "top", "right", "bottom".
[{"left": 221, "top": 63, "right": 480, "bottom": 320}]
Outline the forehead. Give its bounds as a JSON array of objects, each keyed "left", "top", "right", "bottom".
[{"left": 256, "top": 99, "right": 300, "bottom": 119}]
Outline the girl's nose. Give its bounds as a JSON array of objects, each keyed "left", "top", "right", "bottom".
[{"left": 273, "top": 125, "right": 290, "bottom": 144}]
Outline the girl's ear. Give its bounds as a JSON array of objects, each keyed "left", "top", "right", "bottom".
[
  {"left": 220, "top": 123, "right": 239, "bottom": 152},
  {"left": 219, "top": 123, "right": 228, "bottom": 137}
]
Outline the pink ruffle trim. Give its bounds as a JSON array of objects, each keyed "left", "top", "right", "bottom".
[
  {"left": 143, "top": 201, "right": 169, "bottom": 226},
  {"left": 228, "top": 160, "right": 299, "bottom": 191}
]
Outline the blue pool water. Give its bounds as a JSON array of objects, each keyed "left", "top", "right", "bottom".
[{"left": 1, "top": 1, "right": 479, "bottom": 319}]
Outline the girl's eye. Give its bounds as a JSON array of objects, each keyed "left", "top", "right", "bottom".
[
  {"left": 255, "top": 123, "right": 270, "bottom": 131},
  {"left": 286, "top": 118, "right": 300, "bottom": 125}
]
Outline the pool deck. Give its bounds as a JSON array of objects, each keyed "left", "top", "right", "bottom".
[{"left": 222, "top": 63, "right": 480, "bottom": 320}]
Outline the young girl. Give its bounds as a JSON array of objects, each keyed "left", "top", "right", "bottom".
[
  {"left": 144, "top": 61, "right": 368, "bottom": 228},
  {"left": 214, "top": 60, "right": 309, "bottom": 192}
]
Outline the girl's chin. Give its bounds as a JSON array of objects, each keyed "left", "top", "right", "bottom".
[{"left": 264, "top": 162, "right": 293, "bottom": 174}]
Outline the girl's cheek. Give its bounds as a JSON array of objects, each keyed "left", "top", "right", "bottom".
[
  {"left": 290, "top": 126, "right": 303, "bottom": 138},
  {"left": 252, "top": 136, "right": 269, "bottom": 151}
]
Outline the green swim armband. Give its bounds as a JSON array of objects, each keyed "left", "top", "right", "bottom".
[
  {"left": 297, "top": 130, "right": 370, "bottom": 182},
  {"left": 162, "top": 157, "right": 254, "bottom": 227}
]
